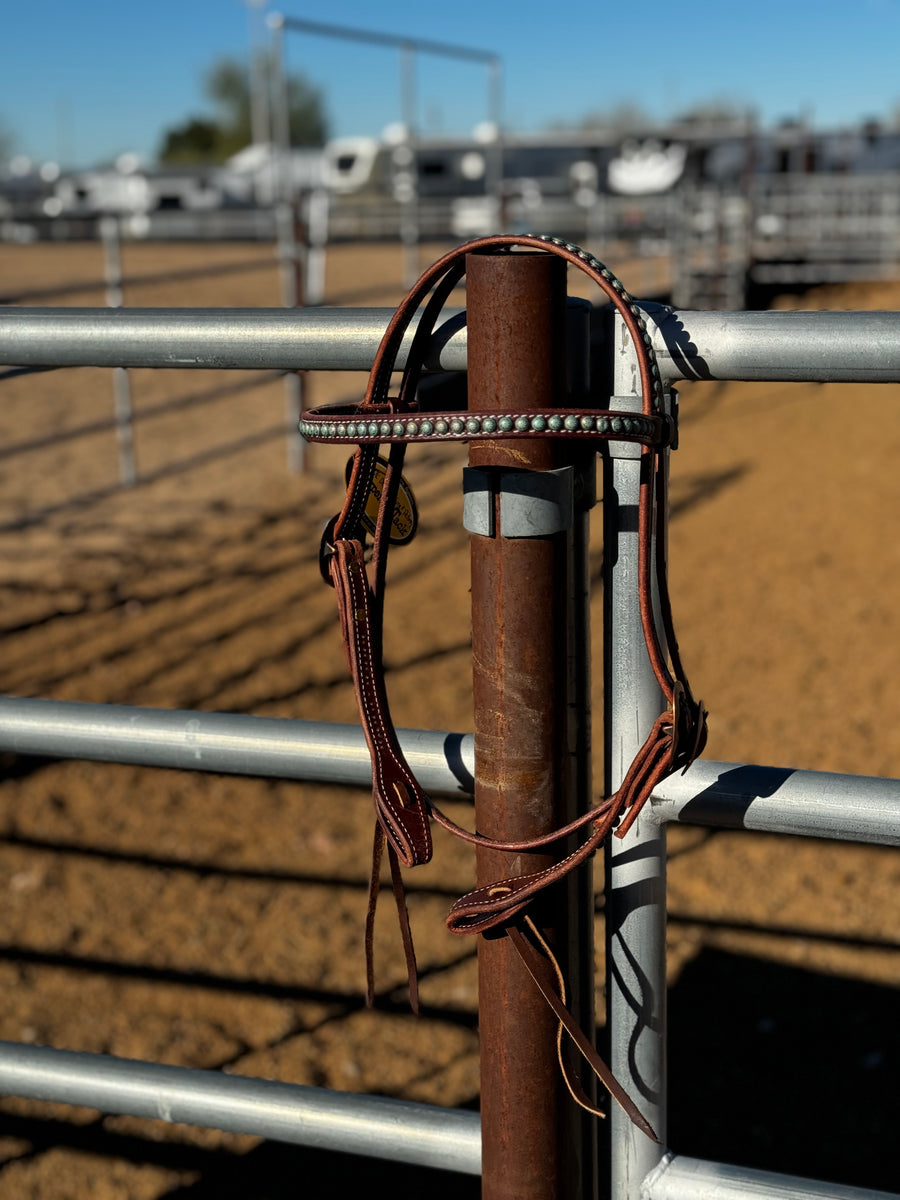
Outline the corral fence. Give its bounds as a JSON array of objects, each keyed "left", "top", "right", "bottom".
[
  {"left": 0, "top": 273, "right": 899, "bottom": 1199},
  {"left": 672, "top": 173, "right": 900, "bottom": 310},
  {"left": 0, "top": 211, "right": 327, "bottom": 485}
]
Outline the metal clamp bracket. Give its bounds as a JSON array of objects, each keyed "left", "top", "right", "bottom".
[{"left": 463, "top": 466, "right": 575, "bottom": 538}]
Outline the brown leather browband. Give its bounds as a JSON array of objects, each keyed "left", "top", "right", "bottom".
[{"left": 300, "top": 234, "right": 707, "bottom": 1140}]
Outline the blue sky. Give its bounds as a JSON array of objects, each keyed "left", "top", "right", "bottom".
[{"left": 5, "top": 0, "right": 900, "bottom": 167}]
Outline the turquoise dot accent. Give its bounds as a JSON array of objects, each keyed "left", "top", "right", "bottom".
[
  {"left": 368, "top": 422, "right": 379, "bottom": 437},
  {"left": 406, "top": 421, "right": 418, "bottom": 435},
  {"left": 380, "top": 421, "right": 392, "bottom": 436},
  {"left": 420, "top": 420, "right": 434, "bottom": 435},
  {"left": 347, "top": 423, "right": 357, "bottom": 437},
  {"left": 598, "top": 417, "right": 610, "bottom": 433},
  {"left": 548, "top": 415, "right": 563, "bottom": 431},
  {"left": 498, "top": 416, "right": 514, "bottom": 432},
  {"left": 580, "top": 415, "right": 595, "bottom": 431},
  {"left": 435, "top": 419, "right": 449, "bottom": 434},
  {"left": 483, "top": 417, "right": 497, "bottom": 433},
  {"left": 466, "top": 417, "right": 481, "bottom": 434},
  {"left": 392, "top": 421, "right": 405, "bottom": 437},
  {"left": 564, "top": 415, "right": 579, "bottom": 431},
  {"left": 531, "top": 415, "right": 547, "bottom": 431},
  {"left": 515, "top": 416, "right": 530, "bottom": 431},
  {"left": 450, "top": 418, "right": 465, "bottom": 434},
  {"left": 611, "top": 417, "right": 623, "bottom": 433}
]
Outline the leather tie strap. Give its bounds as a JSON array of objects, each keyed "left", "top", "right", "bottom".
[{"left": 303, "top": 233, "right": 708, "bottom": 1132}]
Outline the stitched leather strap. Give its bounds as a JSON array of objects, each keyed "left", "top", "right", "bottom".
[
  {"left": 331, "top": 538, "right": 431, "bottom": 869},
  {"left": 508, "top": 919, "right": 658, "bottom": 1140}
]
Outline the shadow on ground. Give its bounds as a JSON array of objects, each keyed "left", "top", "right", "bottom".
[{"left": 667, "top": 947, "right": 897, "bottom": 1192}]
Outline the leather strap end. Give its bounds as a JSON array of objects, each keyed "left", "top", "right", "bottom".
[
  {"left": 331, "top": 538, "right": 433, "bottom": 868},
  {"left": 373, "top": 769, "right": 433, "bottom": 869}
]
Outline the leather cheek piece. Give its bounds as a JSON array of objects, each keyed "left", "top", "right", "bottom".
[{"left": 330, "top": 538, "right": 432, "bottom": 869}]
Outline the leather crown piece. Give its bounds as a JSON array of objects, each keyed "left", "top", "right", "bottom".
[{"left": 301, "top": 233, "right": 707, "bottom": 1140}]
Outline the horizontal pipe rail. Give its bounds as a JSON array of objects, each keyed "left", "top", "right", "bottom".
[
  {"left": 649, "top": 757, "right": 900, "bottom": 845},
  {"left": 0, "top": 698, "right": 474, "bottom": 797},
  {"left": 643, "top": 1153, "right": 899, "bottom": 1200},
  {"left": 277, "top": 12, "right": 499, "bottom": 63},
  {"left": 0, "top": 1041, "right": 481, "bottom": 1175},
  {"left": 0, "top": 698, "right": 896, "bottom": 844},
  {"left": 5, "top": 307, "right": 900, "bottom": 383},
  {"left": 642, "top": 306, "right": 900, "bottom": 383},
  {"left": 0, "top": 307, "right": 467, "bottom": 372},
  {"left": 0, "top": 1039, "right": 893, "bottom": 1197}
]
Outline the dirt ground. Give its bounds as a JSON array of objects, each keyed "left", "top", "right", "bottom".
[{"left": 0, "top": 238, "right": 897, "bottom": 1198}]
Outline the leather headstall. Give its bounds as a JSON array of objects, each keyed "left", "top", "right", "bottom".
[{"left": 299, "top": 233, "right": 707, "bottom": 1139}]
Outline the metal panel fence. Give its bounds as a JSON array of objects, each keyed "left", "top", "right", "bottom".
[{"left": 0, "top": 299, "right": 898, "bottom": 1199}]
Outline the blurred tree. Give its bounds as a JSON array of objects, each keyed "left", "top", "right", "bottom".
[
  {"left": 0, "top": 117, "right": 16, "bottom": 161},
  {"left": 158, "top": 56, "right": 328, "bottom": 164},
  {"left": 673, "top": 98, "right": 749, "bottom": 126},
  {"left": 546, "top": 102, "right": 651, "bottom": 136}
]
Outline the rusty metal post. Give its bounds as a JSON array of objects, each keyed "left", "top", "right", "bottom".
[{"left": 466, "top": 250, "right": 596, "bottom": 1200}]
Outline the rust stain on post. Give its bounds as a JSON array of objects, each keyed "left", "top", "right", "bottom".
[{"left": 467, "top": 250, "right": 590, "bottom": 1200}]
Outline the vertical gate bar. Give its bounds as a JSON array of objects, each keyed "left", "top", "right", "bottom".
[
  {"left": 604, "top": 312, "right": 668, "bottom": 1198},
  {"left": 270, "top": 13, "right": 305, "bottom": 473},
  {"left": 100, "top": 215, "right": 136, "bottom": 488},
  {"left": 565, "top": 300, "right": 600, "bottom": 1200},
  {"left": 467, "top": 250, "right": 595, "bottom": 1200},
  {"left": 399, "top": 46, "right": 420, "bottom": 288}
]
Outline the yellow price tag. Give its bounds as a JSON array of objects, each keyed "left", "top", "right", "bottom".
[{"left": 345, "top": 456, "right": 418, "bottom": 546}]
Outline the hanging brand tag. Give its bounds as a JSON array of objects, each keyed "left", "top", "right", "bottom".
[{"left": 345, "top": 455, "right": 418, "bottom": 546}]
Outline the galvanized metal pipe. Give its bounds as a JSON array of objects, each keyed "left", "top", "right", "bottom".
[
  {"left": 0, "top": 698, "right": 895, "bottom": 845},
  {"left": 650, "top": 758, "right": 900, "bottom": 846},
  {"left": 0, "top": 1040, "right": 481, "bottom": 1175},
  {"left": 642, "top": 1153, "right": 900, "bottom": 1200},
  {"left": 0, "top": 697, "right": 474, "bottom": 797},
  {"left": 642, "top": 305, "right": 900, "bottom": 383},
  {"left": 0, "top": 307, "right": 468, "bottom": 372},
  {"left": 100, "top": 215, "right": 137, "bottom": 487},
  {"left": 6, "top": 306, "right": 900, "bottom": 382},
  {"left": 604, "top": 317, "right": 669, "bottom": 1195}
]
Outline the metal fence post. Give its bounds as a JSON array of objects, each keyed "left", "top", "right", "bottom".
[
  {"left": 466, "top": 249, "right": 597, "bottom": 1200},
  {"left": 603, "top": 311, "right": 669, "bottom": 1198},
  {"left": 270, "top": 13, "right": 306, "bottom": 474},
  {"left": 100, "top": 214, "right": 137, "bottom": 487}
]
